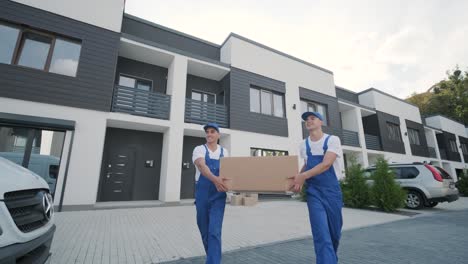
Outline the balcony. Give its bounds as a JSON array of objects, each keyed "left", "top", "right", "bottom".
[
  {"left": 428, "top": 147, "right": 438, "bottom": 158},
  {"left": 112, "top": 85, "right": 171, "bottom": 120},
  {"left": 185, "top": 99, "right": 228, "bottom": 127},
  {"left": 365, "top": 134, "right": 382, "bottom": 151},
  {"left": 322, "top": 126, "right": 360, "bottom": 147}
]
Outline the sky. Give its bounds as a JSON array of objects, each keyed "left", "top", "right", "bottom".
[{"left": 125, "top": 0, "right": 468, "bottom": 99}]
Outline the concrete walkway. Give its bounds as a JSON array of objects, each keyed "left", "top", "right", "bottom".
[{"left": 48, "top": 198, "right": 468, "bottom": 264}]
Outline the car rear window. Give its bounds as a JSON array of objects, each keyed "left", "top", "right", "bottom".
[{"left": 434, "top": 166, "right": 453, "bottom": 180}]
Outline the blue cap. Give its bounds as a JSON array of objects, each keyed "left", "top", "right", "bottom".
[
  {"left": 203, "top": 123, "right": 220, "bottom": 133},
  {"left": 301, "top": 111, "right": 323, "bottom": 121}
]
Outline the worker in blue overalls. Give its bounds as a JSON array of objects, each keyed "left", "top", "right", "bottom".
[
  {"left": 193, "top": 123, "right": 230, "bottom": 264},
  {"left": 290, "top": 111, "right": 344, "bottom": 264}
]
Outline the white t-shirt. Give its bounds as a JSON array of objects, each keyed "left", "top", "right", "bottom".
[
  {"left": 299, "top": 134, "right": 344, "bottom": 180},
  {"left": 192, "top": 144, "right": 229, "bottom": 181}
]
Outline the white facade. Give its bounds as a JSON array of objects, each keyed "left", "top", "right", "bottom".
[
  {"left": 1, "top": 2, "right": 467, "bottom": 210},
  {"left": 12, "top": 0, "right": 125, "bottom": 32}
]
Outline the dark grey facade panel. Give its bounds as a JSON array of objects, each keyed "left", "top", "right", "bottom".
[
  {"left": 362, "top": 112, "right": 406, "bottom": 154},
  {"left": 186, "top": 75, "right": 224, "bottom": 105},
  {"left": 0, "top": 1, "right": 120, "bottom": 112},
  {"left": 0, "top": 113, "right": 75, "bottom": 131},
  {"left": 335, "top": 86, "right": 359, "bottom": 104},
  {"left": 115, "top": 57, "right": 168, "bottom": 94},
  {"left": 437, "top": 132, "right": 462, "bottom": 162},
  {"left": 122, "top": 15, "right": 220, "bottom": 61},
  {"left": 229, "top": 68, "right": 288, "bottom": 137},
  {"left": 299, "top": 88, "right": 342, "bottom": 129},
  {"left": 376, "top": 111, "right": 405, "bottom": 154},
  {"left": 405, "top": 119, "right": 430, "bottom": 157}
]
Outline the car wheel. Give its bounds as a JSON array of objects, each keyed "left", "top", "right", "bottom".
[
  {"left": 427, "top": 202, "right": 438, "bottom": 208},
  {"left": 406, "top": 191, "right": 424, "bottom": 210}
]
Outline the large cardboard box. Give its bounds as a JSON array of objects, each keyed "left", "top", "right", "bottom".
[{"left": 220, "top": 156, "right": 299, "bottom": 193}]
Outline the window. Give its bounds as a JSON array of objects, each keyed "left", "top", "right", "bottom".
[
  {"left": 118, "top": 75, "right": 152, "bottom": 91},
  {"left": 249, "top": 87, "right": 285, "bottom": 117},
  {"left": 250, "top": 88, "right": 260, "bottom": 113},
  {"left": 300, "top": 100, "right": 328, "bottom": 125},
  {"left": 448, "top": 140, "right": 458, "bottom": 152},
  {"left": 250, "top": 148, "right": 288, "bottom": 157},
  {"left": 49, "top": 38, "right": 81, "bottom": 77},
  {"left": 0, "top": 21, "right": 81, "bottom": 76},
  {"left": 192, "top": 91, "right": 216, "bottom": 103},
  {"left": 408, "top": 128, "right": 421, "bottom": 145},
  {"left": 394, "top": 167, "right": 419, "bottom": 179},
  {"left": 461, "top": 143, "right": 468, "bottom": 155},
  {"left": 0, "top": 23, "right": 20, "bottom": 64},
  {"left": 261, "top": 90, "right": 272, "bottom": 115},
  {"left": 434, "top": 166, "right": 453, "bottom": 180},
  {"left": 386, "top": 122, "right": 402, "bottom": 142},
  {"left": 17, "top": 32, "right": 52, "bottom": 70}
]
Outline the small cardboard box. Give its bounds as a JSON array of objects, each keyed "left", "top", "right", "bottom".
[
  {"left": 220, "top": 156, "right": 298, "bottom": 193},
  {"left": 243, "top": 196, "right": 257, "bottom": 206},
  {"left": 230, "top": 194, "right": 243, "bottom": 206}
]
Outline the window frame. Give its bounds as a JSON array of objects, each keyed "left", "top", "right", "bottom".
[
  {"left": 448, "top": 139, "right": 458, "bottom": 153},
  {"left": 191, "top": 89, "right": 217, "bottom": 104},
  {"left": 0, "top": 20, "right": 82, "bottom": 76},
  {"left": 250, "top": 147, "right": 289, "bottom": 157},
  {"left": 249, "top": 86, "right": 285, "bottom": 118},
  {"left": 300, "top": 99, "right": 329, "bottom": 125},
  {"left": 408, "top": 128, "right": 421, "bottom": 146},
  {"left": 118, "top": 73, "right": 154, "bottom": 91},
  {"left": 386, "top": 122, "right": 402, "bottom": 142}
]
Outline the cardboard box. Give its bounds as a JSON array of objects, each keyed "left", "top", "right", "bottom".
[
  {"left": 230, "top": 194, "right": 243, "bottom": 206},
  {"left": 220, "top": 156, "right": 298, "bottom": 193},
  {"left": 243, "top": 196, "right": 257, "bottom": 206}
]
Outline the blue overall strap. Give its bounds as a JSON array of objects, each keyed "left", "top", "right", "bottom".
[
  {"left": 220, "top": 147, "right": 224, "bottom": 158},
  {"left": 323, "top": 135, "right": 332, "bottom": 154},
  {"left": 203, "top": 145, "right": 210, "bottom": 158}
]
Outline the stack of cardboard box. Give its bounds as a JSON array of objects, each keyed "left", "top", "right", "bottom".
[{"left": 230, "top": 193, "right": 258, "bottom": 206}]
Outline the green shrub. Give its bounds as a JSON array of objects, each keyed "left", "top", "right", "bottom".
[
  {"left": 341, "top": 157, "right": 372, "bottom": 208},
  {"left": 371, "top": 158, "right": 406, "bottom": 212},
  {"left": 300, "top": 183, "right": 307, "bottom": 202},
  {"left": 456, "top": 170, "right": 468, "bottom": 196}
]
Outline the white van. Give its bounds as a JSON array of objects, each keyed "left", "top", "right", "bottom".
[
  {"left": 0, "top": 153, "right": 59, "bottom": 195},
  {"left": 0, "top": 156, "right": 56, "bottom": 263}
]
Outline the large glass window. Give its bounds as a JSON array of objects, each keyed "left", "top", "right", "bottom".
[
  {"left": 387, "top": 122, "right": 402, "bottom": 142},
  {"left": 0, "top": 126, "right": 66, "bottom": 196},
  {"left": 17, "top": 32, "right": 52, "bottom": 70},
  {"left": 0, "top": 23, "right": 20, "bottom": 64},
  {"left": 250, "top": 87, "right": 285, "bottom": 117},
  {"left": 461, "top": 143, "right": 468, "bottom": 155},
  {"left": 449, "top": 140, "right": 458, "bottom": 152},
  {"left": 49, "top": 38, "right": 81, "bottom": 77},
  {"left": 250, "top": 147, "right": 288, "bottom": 157},
  {"left": 0, "top": 21, "right": 82, "bottom": 76},
  {"left": 408, "top": 128, "right": 421, "bottom": 145},
  {"left": 300, "top": 100, "right": 328, "bottom": 125},
  {"left": 261, "top": 90, "right": 273, "bottom": 115},
  {"left": 250, "top": 88, "right": 260, "bottom": 113}
]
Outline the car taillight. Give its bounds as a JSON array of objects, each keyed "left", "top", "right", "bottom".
[{"left": 425, "top": 164, "right": 443, "bottom": 182}]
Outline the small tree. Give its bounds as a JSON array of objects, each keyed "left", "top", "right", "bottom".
[
  {"left": 341, "top": 156, "right": 371, "bottom": 208},
  {"left": 371, "top": 158, "right": 406, "bottom": 212},
  {"left": 456, "top": 170, "right": 468, "bottom": 196}
]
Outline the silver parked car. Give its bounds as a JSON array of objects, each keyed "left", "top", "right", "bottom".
[{"left": 364, "top": 162, "right": 459, "bottom": 210}]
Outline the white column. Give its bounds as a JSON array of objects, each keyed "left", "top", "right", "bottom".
[
  {"left": 159, "top": 55, "right": 188, "bottom": 202},
  {"left": 285, "top": 81, "right": 303, "bottom": 157},
  {"left": 456, "top": 136, "right": 465, "bottom": 164},
  {"left": 400, "top": 118, "right": 412, "bottom": 156},
  {"left": 355, "top": 108, "right": 369, "bottom": 167}
]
